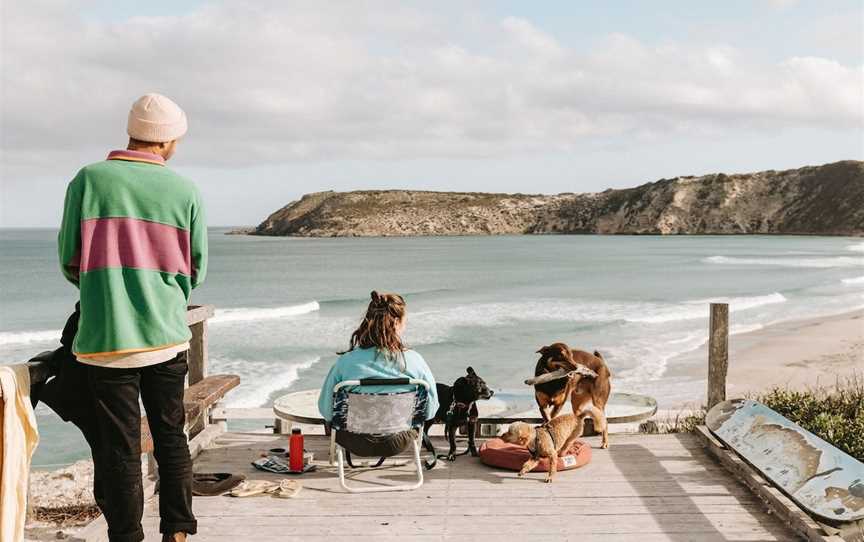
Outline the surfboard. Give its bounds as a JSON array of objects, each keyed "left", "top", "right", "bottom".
[{"left": 706, "top": 398, "right": 864, "bottom": 523}]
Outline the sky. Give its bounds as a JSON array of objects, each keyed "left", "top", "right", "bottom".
[{"left": 1, "top": 0, "right": 862, "bottom": 227}]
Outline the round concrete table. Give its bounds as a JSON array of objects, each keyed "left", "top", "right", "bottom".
[{"left": 273, "top": 389, "right": 657, "bottom": 429}]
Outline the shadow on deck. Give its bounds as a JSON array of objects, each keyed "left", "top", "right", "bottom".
[{"left": 138, "top": 431, "right": 799, "bottom": 541}]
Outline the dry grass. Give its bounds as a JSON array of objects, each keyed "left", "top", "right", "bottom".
[
  {"left": 639, "top": 409, "right": 706, "bottom": 434},
  {"left": 33, "top": 505, "right": 101, "bottom": 527}
]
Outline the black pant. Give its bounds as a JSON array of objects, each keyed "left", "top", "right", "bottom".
[
  {"left": 336, "top": 429, "right": 418, "bottom": 457},
  {"left": 88, "top": 353, "right": 197, "bottom": 542}
]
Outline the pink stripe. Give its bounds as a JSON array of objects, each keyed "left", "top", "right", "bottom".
[{"left": 80, "top": 218, "right": 191, "bottom": 276}]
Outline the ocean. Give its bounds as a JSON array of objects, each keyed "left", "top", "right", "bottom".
[{"left": 1, "top": 228, "right": 863, "bottom": 467}]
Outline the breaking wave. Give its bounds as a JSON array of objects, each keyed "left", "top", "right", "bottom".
[
  {"left": 627, "top": 293, "right": 786, "bottom": 324},
  {"left": 704, "top": 255, "right": 864, "bottom": 268},
  {"left": 214, "top": 357, "right": 323, "bottom": 408},
  {"left": 0, "top": 329, "right": 61, "bottom": 347},
  {"left": 211, "top": 302, "right": 320, "bottom": 324}
]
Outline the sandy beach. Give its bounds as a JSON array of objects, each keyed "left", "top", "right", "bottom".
[
  {"left": 667, "top": 309, "right": 864, "bottom": 410},
  {"left": 726, "top": 309, "right": 863, "bottom": 394}
]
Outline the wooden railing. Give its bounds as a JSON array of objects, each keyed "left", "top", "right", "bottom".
[{"left": 12, "top": 302, "right": 732, "bottom": 419}]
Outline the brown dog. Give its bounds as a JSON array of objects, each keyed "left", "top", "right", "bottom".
[
  {"left": 534, "top": 342, "right": 612, "bottom": 448},
  {"left": 501, "top": 414, "right": 586, "bottom": 483}
]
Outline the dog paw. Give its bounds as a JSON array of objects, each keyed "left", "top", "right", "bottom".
[
  {"left": 469, "top": 448, "right": 479, "bottom": 457},
  {"left": 446, "top": 454, "right": 456, "bottom": 462},
  {"left": 601, "top": 442, "right": 609, "bottom": 449},
  {"left": 543, "top": 478, "right": 552, "bottom": 484}
]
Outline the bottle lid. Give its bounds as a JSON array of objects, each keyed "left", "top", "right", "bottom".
[{"left": 291, "top": 428, "right": 302, "bottom": 434}]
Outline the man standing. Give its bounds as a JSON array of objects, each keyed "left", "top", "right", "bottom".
[{"left": 58, "top": 93, "right": 207, "bottom": 542}]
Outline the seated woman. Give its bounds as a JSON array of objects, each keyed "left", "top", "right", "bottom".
[{"left": 318, "top": 291, "right": 439, "bottom": 457}]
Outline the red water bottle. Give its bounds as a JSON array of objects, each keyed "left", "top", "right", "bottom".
[{"left": 289, "top": 428, "right": 304, "bottom": 472}]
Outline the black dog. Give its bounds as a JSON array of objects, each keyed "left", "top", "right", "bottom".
[{"left": 424, "top": 367, "right": 494, "bottom": 461}]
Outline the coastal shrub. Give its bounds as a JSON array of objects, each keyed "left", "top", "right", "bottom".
[
  {"left": 639, "top": 409, "right": 706, "bottom": 434},
  {"left": 758, "top": 376, "right": 864, "bottom": 462}
]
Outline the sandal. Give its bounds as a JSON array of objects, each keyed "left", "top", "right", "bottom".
[
  {"left": 192, "top": 472, "right": 246, "bottom": 496},
  {"left": 272, "top": 479, "right": 302, "bottom": 499},
  {"left": 229, "top": 480, "right": 280, "bottom": 497}
]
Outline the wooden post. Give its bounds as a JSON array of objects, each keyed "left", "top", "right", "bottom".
[
  {"left": 212, "top": 400, "right": 228, "bottom": 432},
  {"left": 707, "top": 302, "right": 729, "bottom": 409},
  {"left": 186, "top": 305, "right": 215, "bottom": 386},
  {"left": 188, "top": 321, "right": 207, "bottom": 385},
  {"left": 185, "top": 304, "right": 215, "bottom": 436}
]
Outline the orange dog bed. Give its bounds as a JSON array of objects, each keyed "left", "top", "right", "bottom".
[{"left": 479, "top": 437, "right": 592, "bottom": 472}]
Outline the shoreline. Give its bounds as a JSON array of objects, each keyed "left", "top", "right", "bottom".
[
  {"left": 667, "top": 308, "right": 864, "bottom": 409},
  {"left": 232, "top": 229, "right": 864, "bottom": 238}
]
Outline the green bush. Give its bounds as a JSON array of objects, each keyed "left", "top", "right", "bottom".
[{"left": 757, "top": 376, "right": 864, "bottom": 462}]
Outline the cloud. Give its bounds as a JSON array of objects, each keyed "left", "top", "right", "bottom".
[
  {"left": 1, "top": 0, "right": 861, "bottom": 176},
  {"left": 765, "top": 0, "right": 800, "bottom": 9},
  {"left": 501, "top": 16, "right": 565, "bottom": 59}
]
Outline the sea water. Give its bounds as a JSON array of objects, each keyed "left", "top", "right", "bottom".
[{"left": 1, "top": 229, "right": 862, "bottom": 466}]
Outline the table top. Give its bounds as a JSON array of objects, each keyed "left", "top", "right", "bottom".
[{"left": 273, "top": 389, "right": 657, "bottom": 425}]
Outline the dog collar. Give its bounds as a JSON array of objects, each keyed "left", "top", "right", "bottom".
[{"left": 447, "top": 399, "right": 472, "bottom": 414}]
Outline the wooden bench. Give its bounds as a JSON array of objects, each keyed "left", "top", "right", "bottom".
[{"left": 140, "top": 374, "right": 240, "bottom": 454}]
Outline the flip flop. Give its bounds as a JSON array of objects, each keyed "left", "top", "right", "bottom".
[
  {"left": 192, "top": 472, "right": 246, "bottom": 496},
  {"left": 229, "top": 479, "right": 303, "bottom": 498},
  {"left": 272, "top": 479, "right": 302, "bottom": 499},
  {"left": 229, "top": 480, "right": 281, "bottom": 497}
]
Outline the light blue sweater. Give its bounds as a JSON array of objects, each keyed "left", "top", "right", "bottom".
[{"left": 317, "top": 347, "right": 439, "bottom": 422}]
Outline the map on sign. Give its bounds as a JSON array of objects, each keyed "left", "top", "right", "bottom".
[{"left": 707, "top": 399, "right": 864, "bottom": 523}]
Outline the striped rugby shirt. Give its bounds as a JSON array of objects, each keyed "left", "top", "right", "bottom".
[{"left": 58, "top": 149, "right": 207, "bottom": 359}]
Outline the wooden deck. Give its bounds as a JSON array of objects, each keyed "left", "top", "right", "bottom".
[{"left": 140, "top": 431, "right": 801, "bottom": 541}]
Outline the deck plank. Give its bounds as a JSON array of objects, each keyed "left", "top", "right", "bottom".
[{"left": 141, "top": 432, "right": 801, "bottom": 541}]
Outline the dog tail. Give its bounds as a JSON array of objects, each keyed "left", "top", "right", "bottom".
[{"left": 592, "top": 349, "right": 612, "bottom": 379}]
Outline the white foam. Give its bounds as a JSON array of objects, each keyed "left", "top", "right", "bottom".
[
  {"left": 704, "top": 255, "right": 864, "bottom": 268},
  {"left": 613, "top": 321, "right": 766, "bottom": 383},
  {"left": 214, "top": 357, "right": 323, "bottom": 408},
  {"left": 0, "top": 329, "right": 61, "bottom": 346},
  {"left": 606, "top": 330, "right": 706, "bottom": 383},
  {"left": 403, "top": 293, "right": 787, "bottom": 344},
  {"left": 626, "top": 293, "right": 786, "bottom": 324},
  {"left": 211, "top": 301, "right": 320, "bottom": 324},
  {"left": 847, "top": 242, "right": 864, "bottom": 253},
  {"left": 729, "top": 323, "right": 764, "bottom": 335},
  {"left": 694, "top": 292, "right": 786, "bottom": 312},
  {"left": 842, "top": 276, "right": 864, "bottom": 285}
]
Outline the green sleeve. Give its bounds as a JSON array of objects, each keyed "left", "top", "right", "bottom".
[
  {"left": 57, "top": 176, "right": 83, "bottom": 287},
  {"left": 190, "top": 189, "right": 208, "bottom": 289}
]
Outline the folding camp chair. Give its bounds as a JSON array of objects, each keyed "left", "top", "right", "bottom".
[{"left": 328, "top": 377, "right": 434, "bottom": 493}]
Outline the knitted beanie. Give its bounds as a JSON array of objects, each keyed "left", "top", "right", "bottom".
[{"left": 127, "top": 93, "right": 188, "bottom": 143}]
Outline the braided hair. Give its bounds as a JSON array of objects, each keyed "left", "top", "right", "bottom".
[{"left": 340, "top": 291, "right": 408, "bottom": 368}]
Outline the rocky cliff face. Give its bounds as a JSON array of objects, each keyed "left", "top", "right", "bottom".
[{"left": 251, "top": 161, "right": 864, "bottom": 237}]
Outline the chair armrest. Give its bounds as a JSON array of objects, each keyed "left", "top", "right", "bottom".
[
  {"left": 333, "top": 378, "right": 431, "bottom": 392},
  {"left": 358, "top": 377, "right": 410, "bottom": 386}
]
